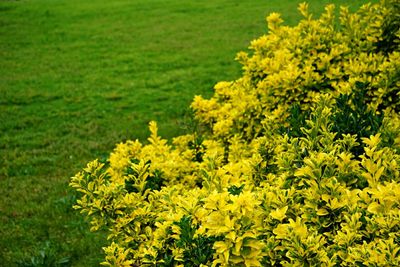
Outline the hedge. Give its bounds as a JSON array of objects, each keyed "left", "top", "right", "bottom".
[{"left": 71, "top": 1, "right": 400, "bottom": 266}]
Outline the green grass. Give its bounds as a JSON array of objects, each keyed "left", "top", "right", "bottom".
[{"left": 0, "top": 0, "right": 375, "bottom": 265}]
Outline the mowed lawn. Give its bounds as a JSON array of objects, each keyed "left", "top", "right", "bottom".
[{"left": 0, "top": 0, "right": 374, "bottom": 266}]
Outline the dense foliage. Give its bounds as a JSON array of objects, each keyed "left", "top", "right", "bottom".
[{"left": 71, "top": 1, "right": 400, "bottom": 266}]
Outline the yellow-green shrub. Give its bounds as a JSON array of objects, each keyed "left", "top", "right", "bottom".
[
  {"left": 71, "top": 1, "right": 400, "bottom": 266},
  {"left": 192, "top": 1, "right": 400, "bottom": 141}
]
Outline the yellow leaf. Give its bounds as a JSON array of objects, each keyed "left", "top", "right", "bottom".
[
  {"left": 234, "top": 238, "right": 243, "bottom": 255},
  {"left": 270, "top": 206, "right": 288, "bottom": 221},
  {"left": 214, "top": 241, "right": 230, "bottom": 254},
  {"left": 367, "top": 202, "right": 380, "bottom": 214},
  {"left": 273, "top": 224, "right": 288, "bottom": 239},
  {"left": 374, "top": 166, "right": 385, "bottom": 181},
  {"left": 290, "top": 218, "right": 308, "bottom": 238},
  {"left": 226, "top": 231, "right": 236, "bottom": 242},
  {"left": 244, "top": 239, "right": 265, "bottom": 250},
  {"left": 328, "top": 198, "right": 343, "bottom": 211},
  {"left": 362, "top": 133, "right": 381, "bottom": 147},
  {"left": 317, "top": 208, "right": 329, "bottom": 216},
  {"left": 294, "top": 166, "right": 314, "bottom": 178}
]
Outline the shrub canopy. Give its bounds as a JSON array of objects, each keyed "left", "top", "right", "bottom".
[{"left": 71, "top": 1, "right": 400, "bottom": 266}]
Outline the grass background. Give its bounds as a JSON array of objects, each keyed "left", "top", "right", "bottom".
[{"left": 0, "top": 0, "right": 374, "bottom": 266}]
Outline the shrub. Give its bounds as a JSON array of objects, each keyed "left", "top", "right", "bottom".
[{"left": 71, "top": 1, "right": 400, "bottom": 266}]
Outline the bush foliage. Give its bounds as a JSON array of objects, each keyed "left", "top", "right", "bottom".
[{"left": 71, "top": 1, "right": 400, "bottom": 266}]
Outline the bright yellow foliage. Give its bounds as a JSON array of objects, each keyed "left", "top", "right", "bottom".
[{"left": 71, "top": 1, "right": 400, "bottom": 266}]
